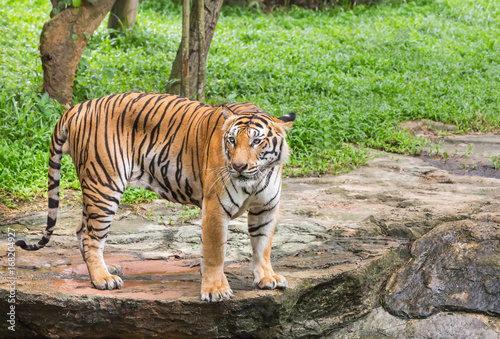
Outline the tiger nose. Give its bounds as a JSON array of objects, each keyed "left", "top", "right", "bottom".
[{"left": 232, "top": 163, "right": 248, "bottom": 173}]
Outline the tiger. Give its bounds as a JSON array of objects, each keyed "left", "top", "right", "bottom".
[{"left": 16, "top": 92, "right": 295, "bottom": 302}]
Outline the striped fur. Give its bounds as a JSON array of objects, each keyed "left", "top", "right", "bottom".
[{"left": 16, "top": 92, "right": 295, "bottom": 302}]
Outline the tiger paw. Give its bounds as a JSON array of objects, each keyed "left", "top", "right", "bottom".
[
  {"left": 256, "top": 274, "right": 288, "bottom": 290},
  {"left": 201, "top": 284, "right": 234, "bottom": 302},
  {"left": 106, "top": 264, "right": 124, "bottom": 276},
  {"left": 92, "top": 274, "right": 123, "bottom": 290}
]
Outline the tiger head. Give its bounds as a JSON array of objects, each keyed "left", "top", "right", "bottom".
[{"left": 221, "top": 105, "right": 295, "bottom": 184}]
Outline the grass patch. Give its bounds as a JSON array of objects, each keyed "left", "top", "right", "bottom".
[{"left": 1, "top": 0, "right": 500, "bottom": 204}]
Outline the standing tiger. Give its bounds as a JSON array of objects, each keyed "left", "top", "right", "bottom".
[{"left": 16, "top": 92, "right": 295, "bottom": 302}]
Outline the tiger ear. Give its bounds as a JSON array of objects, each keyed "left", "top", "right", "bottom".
[
  {"left": 221, "top": 105, "right": 234, "bottom": 120},
  {"left": 277, "top": 112, "right": 296, "bottom": 129}
]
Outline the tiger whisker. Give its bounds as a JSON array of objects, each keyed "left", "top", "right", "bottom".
[
  {"left": 205, "top": 166, "right": 227, "bottom": 177},
  {"left": 207, "top": 167, "right": 230, "bottom": 195}
]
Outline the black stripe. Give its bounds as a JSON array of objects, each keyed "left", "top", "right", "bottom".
[
  {"left": 250, "top": 233, "right": 268, "bottom": 237},
  {"left": 47, "top": 217, "right": 56, "bottom": 227},
  {"left": 88, "top": 162, "right": 122, "bottom": 194},
  {"left": 48, "top": 198, "right": 59, "bottom": 209},
  {"left": 249, "top": 201, "right": 279, "bottom": 216},
  {"left": 223, "top": 181, "right": 240, "bottom": 209},
  {"left": 229, "top": 176, "right": 239, "bottom": 193},
  {"left": 38, "top": 236, "right": 49, "bottom": 246},
  {"left": 264, "top": 187, "right": 281, "bottom": 207},
  {"left": 103, "top": 96, "right": 118, "bottom": 173},
  {"left": 48, "top": 181, "right": 60, "bottom": 191},
  {"left": 216, "top": 194, "right": 232, "bottom": 218},
  {"left": 255, "top": 168, "right": 274, "bottom": 195},
  {"left": 86, "top": 211, "right": 114, "bottom": 221},
  {"left": 175, "top": 139, "right": 185, "bottom": 187},
  {"left": 205, "top": 113, "right": 224, "bottom": 168},
  {"left": 248, "top": 219, "right": 273, "bottom": 233},
  {"left": 91, "top": 224, "right": 112, "bottom": 232},
  {"left": 49, "top": 159, "right": 61, "bottom": 170}
]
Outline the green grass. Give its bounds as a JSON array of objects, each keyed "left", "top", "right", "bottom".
[{"left": 1, "top": 0, "right": 500, "bottom": 204}]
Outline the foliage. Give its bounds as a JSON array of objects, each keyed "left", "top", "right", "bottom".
[
  {"left": 491, "top": 156, "right": 500, "bottom": 171},
  {"left": 1, "top": 0, "right": 500, "bottom": 204}
]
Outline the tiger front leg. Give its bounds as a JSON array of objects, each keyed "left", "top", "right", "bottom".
[
  {"left": 200, "top": 198, "right": 233, "bottom": 302},
  {"left": 248, "top": 206, "right": 288, "bottom": 290}
]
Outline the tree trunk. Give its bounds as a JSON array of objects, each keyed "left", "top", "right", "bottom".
[
  {"left": 107, "top": 0, "right": 139, "bottom": 32},
  {"left": 40, "top": 0, "right": 116, "bottom": 105},
  {"left": 180, "top": 0, "right": 190, "bottom": 97},
  {"left": 196, "top": 0, "right": 206, "bottom": 102},
  {"left": 168, "top": 0, "right": 224, "bottom": 98}
]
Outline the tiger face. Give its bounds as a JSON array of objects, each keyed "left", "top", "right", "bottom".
[{"left": 221, "top": 106, "right": 295, "bottom": 185}]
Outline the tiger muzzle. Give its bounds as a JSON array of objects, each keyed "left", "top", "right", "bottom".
[{"left": 231, "top": 163, "right": 248, "bottom": 173}]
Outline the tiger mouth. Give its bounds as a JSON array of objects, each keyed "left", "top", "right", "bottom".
[
  {"left": 230, "top": 169, "right": 260, "bottom": 181},
  {"left": 237, "top": 174, "right": 257, "bottom": 181}
]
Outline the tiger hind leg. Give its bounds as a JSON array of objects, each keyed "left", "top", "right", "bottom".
[
  {"left": 76, "top": 211, "right": 123, "bottom": 277},
  {"left": 80, "top": 191, "right": 123, "bottom": 290}
]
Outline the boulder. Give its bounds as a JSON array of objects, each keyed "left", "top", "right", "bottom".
[{"left": 383, "top": 219, "right": 500, "bottom": 318}]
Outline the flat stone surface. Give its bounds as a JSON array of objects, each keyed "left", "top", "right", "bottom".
[{"left": 1, "top": 133, "right": 499, "bottom": 338}]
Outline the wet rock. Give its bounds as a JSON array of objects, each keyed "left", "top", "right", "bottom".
[{"left": 383, "top": 220, "right": 500, "bottom": 318}]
